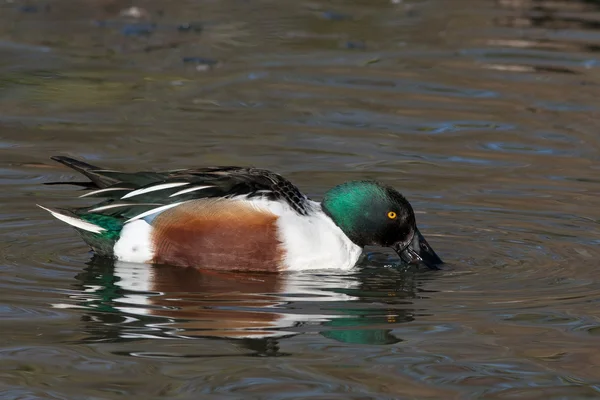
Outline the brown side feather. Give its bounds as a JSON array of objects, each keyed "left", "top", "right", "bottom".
[{"left": 151, "top": 199, "right": 285, "bottom": 272}]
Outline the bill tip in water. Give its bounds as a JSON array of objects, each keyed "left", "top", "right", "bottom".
[{"left": 398, "top": 228, "right": 444, "bottom": 270}]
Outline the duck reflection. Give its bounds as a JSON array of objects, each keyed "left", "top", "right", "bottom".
[{"left": 61, "top": 255, "right": 431, "bottom": 352}]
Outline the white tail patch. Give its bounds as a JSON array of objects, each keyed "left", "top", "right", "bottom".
[
  {"left": 168, "top": 185, "right": 212, "bottom": 197},
  {"left": 121, "top": 182, "right": 189, "bottom": 199},
  {"left": 114, "top": 221, "right": 154, "bottom": 263},
  {"left": 79, "top": 187, "right": 132, "bottom": 198},
  {"left": 125, "top": 201, "right": 188, "bottom": 223},
  {"left": 37, "top": 205, "right": 106, "bottom": 234}
]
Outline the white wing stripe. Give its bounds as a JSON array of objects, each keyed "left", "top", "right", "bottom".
[
  {"left": 125, "top": 201, "right": 188, "bottom": 223},
  {"left": 121, "top": 182, "right": 189, "bottom": 199},
  {"left": 169, "top": 186, "right": 213, "bottom": 197},
  {"left": 79, "top": 187, "right": 132, "bottom": 198},
  {"left": 87, "top": 203, "right": 162, "bottom": 213}
]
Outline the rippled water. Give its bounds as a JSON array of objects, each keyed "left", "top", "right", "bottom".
[{"left": 3, "top": 0, "right": 600, "bottom": 398}]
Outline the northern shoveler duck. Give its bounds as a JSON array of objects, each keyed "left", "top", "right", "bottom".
[{"left": 39, "top": 156, "right": 443, "bottom": 272}]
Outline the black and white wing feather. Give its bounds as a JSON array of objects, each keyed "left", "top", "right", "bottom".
[{"left": 50, "top": 157, "right": 312, "bottom": 219}]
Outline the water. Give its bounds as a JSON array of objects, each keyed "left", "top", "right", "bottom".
[{"left": 3, "top": 0, "right": 600, "bottom": 398}]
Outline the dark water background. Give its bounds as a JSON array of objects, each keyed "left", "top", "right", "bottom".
[{"left": 3, "top": 0, "right": 600, "bottom": 398}]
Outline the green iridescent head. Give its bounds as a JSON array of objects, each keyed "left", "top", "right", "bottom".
[{"left": 321, "top": 181, "right": 443, "bottom": 269}]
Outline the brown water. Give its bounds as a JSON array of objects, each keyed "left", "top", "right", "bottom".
[{"left": 3, "top": 0, "right": 600, "bottom": 398}]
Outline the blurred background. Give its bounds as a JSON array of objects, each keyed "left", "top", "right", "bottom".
[{"left": 3, "top": 0, "right": 600, "bottom": 398}]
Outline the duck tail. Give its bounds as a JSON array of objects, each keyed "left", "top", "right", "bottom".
[
  {"left": 37, "top": 205, "right": 123, "bottom": 256},
  {"left": 49, "top": 156, "right": 120, "bottom": 188},
  {"left": 37, "top": 205, "right": 106, "bottom": 233}
]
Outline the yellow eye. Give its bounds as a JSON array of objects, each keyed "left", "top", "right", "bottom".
[{"left": 387, "top": 211, "right": 397, "bottom": 219}]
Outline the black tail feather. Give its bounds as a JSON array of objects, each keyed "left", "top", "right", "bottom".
[
  {"left": 43, "top": 181, "right": 98, "bottom": 188},
  {"left": 50, "top": 156, "right": 120, "bottom": 188},
  {"left": 51, "top": 156, "right": 102, "bottom": 172}
]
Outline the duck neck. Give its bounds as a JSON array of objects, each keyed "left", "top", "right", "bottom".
[{"left": 321, "top": 199, "right": 365, "bottom": 247}]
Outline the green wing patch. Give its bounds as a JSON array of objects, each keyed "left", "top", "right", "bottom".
[{"left": 78, "top": 214, "right": 124, "bottom": 255}]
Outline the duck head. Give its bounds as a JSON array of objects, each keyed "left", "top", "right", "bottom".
[{"left": 322, "top": 181, "right": 443, "bottom": 269}]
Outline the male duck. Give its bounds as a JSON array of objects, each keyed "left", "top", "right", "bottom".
[{"left": 40, "top": 156, "right": 443, "bottom": 272}]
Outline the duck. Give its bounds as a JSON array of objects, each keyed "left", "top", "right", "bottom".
[{"left": 39, "top": 156, "right": 443, "bottom": 272}]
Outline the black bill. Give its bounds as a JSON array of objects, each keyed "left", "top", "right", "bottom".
[{"left": 395, "top": 228, "right": 443, "bottom": 270}]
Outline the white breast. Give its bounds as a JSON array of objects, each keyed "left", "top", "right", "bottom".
[{"left": 247, "top": 198, "right": 363, "bottom": 271}]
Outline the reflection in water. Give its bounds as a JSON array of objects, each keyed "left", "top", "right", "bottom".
[
  {"left": 496, "top": 0, "right": 600, "bottom": 32},
  {"left": 484, "top": 0, "right": 600, "bottom": 74},
  {"left": 56, "top": 256, "right": 427, "bottom": 353}
]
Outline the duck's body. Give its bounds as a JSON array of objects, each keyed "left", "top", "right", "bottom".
[
  {"left": 40, "top": 157, "right": 442, "bottom": 272},
  {"left": 112, "top": 197, "right": 362, "bottom": 272}
]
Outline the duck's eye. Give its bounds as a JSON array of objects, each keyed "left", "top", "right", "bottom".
[{"left": 387, "top": 211, "right": 397, "bottom": 219}]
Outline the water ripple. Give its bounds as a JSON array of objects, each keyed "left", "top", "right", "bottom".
[{"left": 3, "top": 0, "right": 600, "bottom": 398}]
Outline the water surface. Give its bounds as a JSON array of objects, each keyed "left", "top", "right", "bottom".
[{"left": 3, "top": 0, "right": 600, "bottom": 398}]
